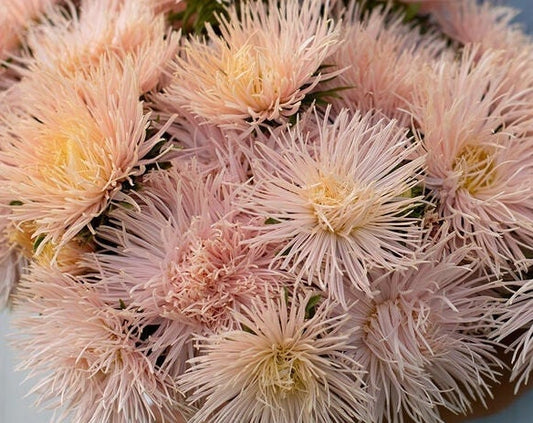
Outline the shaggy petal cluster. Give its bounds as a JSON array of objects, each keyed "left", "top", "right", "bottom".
[
  {"left": 22, "top": 0, "right": 179, "bottom": 92},
  {"left": 327, "top": 1, "right": 448, "bottom": 126},
  {"left": 12, "top": 265, "right": 186, "bottom": 423},
  {"left": 154, "top": 0, "right": 341, "bottom": 131},
  {"left": 179, "top": 293, "right": 370, "bottom": 423},
  {"left": 0, "top": 0, "right": 58, "bottom": 60},
  {"left": 433, "top": 1, "right": 529, "bottom": 55},
  {"left": 495, "top": 280, "right": 533, "bottom": 389},
  {"left": 0, "top": 58, "right": 169, "bottom": 252},
  {"left": 410, "top": 48, "right": 533, "bottom": 274},
  {"left": 239, "top": 108, "right": 423, "bottom": 302},
  {"left": 91, "top": 161, "right": 281, "bottom": 374},
  {"left": 346, "top": 247, "right": 503, "bottom": 423}
]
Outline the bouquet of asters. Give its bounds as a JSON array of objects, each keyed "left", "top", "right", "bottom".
[{"left": 1, "top": 0, "right": 532, "bottom": 422}]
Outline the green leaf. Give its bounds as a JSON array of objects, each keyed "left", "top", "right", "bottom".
[
  {"left": 119, "top": 299, "right": 127, "bottom": 310},
  {"left": 9, "top": 200, "right": 23, "bottom": 206},
  {"left": 264, "top": 217, "right": 281, "bottom": 225},
  {"left": 305, "top": 294, "right": 322, "bottom": 319},
  {"left": 33, "top": 234, "right": 46, "bottom": 252}
]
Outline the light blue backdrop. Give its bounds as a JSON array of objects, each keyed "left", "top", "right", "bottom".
[{"left": 0, "top": 1, "right": 532, "bottom": 422}]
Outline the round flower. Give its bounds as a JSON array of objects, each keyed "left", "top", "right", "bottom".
[
  {"left": 239, "top": 108, "right": 424, "bottom": 302},
  {"left": 12, "top": 264, "right": 186, "bottom": 423},
  {"left": 0, "top": 56, "right": 171, "bottom": 253},
  {"left": 495, "top": 280, "right": 533, "bottom": 389},
  {"left": 179, "top": 292, "right": 370, "bottom": 423},
  {"left": 154, "top": 0, "right": 341, "bottom": 131},
  {"left": 22, "top": 0, "right": 179, "bottom": 92},
  {"left": 91, "top": 160, "right": 282, "bottom": 375},
  {"left": 410, "top": 48, "right": 533, "bottom": 274},
  {"left": 345, "top": 246, "right": 503, "bottom": 423},
  {"left": 327, "top": 1, "right": 447, "bottom": 126}
]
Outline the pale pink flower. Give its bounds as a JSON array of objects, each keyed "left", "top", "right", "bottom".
[
  {"left": 90, "top": 160, "right": 282, "bottom": 375},
  {"left": 12, "top": 264, "right": 186, "bottom": 423},
  {"left": 179, "top": 292, "right": 370, "bottom": 423},
  {"left": 0, "top": 0, "right": 59, "bottom": 60},
  {"left": 0, "top": 57, "right": 172, "bottom": 253},
  {"left": 433, "top": 0, "right": 529, "bottom": 54},
  {"left": 160, "top": 111, "right": 251, "bottom": 184},
  {"left": 239, "top": 108, "right": 424, "bottom": 302},
  {"left": 495, "top": 280, "right": 533, "bottom": 390},
  {"left": 21, "top": 0, "right": 179, "bottom": 93},
  {"left": 346, "top": 246, "right": 503, "bottom": 423},
  {"left": 154, "top": 0, "right": 341, "bottom": 132},
  {"left": 327, "top": 1, "right": 448, "bottom": 126},
  {"left": 409, "top": 48, "right": 533, "bottom": 274}
]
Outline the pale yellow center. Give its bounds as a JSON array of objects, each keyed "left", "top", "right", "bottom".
[
  {"left": 452, "top": 144, "right": 496, "bottom": 194},
  {"left": 305, "top": 173, "right": 376, "bottom": 235}
]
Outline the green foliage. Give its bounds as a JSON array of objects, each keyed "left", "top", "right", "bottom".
[
  {"left": 304, "top": 294, "right": 322, "bottom": 319},
  {"left": 168, "top": 0, "right": 230, "bottom": 35}
]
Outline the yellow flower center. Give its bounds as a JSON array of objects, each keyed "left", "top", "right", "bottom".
[
  {"left": 258, "top": 342, "right": 308, "bottom": 399},
  {"left": 35, "top": 117, "right": 110, "bottom": 190},
  {"left": 305, "top": 173, "right": 376, "bottom": 235},
  {"left": 452, "top": 144, "right": 497, "bottom": 194}
]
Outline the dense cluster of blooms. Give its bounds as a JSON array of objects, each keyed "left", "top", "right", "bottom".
[{"left": 0, "top": 0, "right": 532, "bottom": 422}]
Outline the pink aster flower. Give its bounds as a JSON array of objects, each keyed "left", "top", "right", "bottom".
[
  {"left": 0, "top": 57, "right": 172, "bottom": 253},
  {"left": 21, "top": 0, "right": 179, "bottom": 93},
  {"left": 0, "top": 0, "right": 59, "bottom": 60},
  {"left": 178, "top": 292, "right": 370, "bottom": 423},
  {"left": 495, "top": 280, "right": 533, "bottom": 390},
  {"left": 238, "top": 108, "right": 424, "bottom": 302},
  {"left": 154, "top": 0, "right": 341, "bottom": 132},
  {"left": 327, "top": 1, "right": 448, "bottom": 126},
  {"left": 433, "top": 0, "right": 529, "bottom": 55},
  {"left": 345, "top": 245, "right": 503, "bottom": 423},
  {"left": 409, "top": 48, "right": 533, "bottom": 274},
  {"left": 12, "top": 264, "right": 186, "bottom": 423},
  {"left": 91, "top": 160, "right": 282, "bottom": 375}
]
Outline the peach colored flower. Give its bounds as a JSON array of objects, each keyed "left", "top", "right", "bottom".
[
  {"left": 409, "top": 48, "right": 533, "bottom": 275},
  {"left": 154, "top": 0, "right": 341, "bottom": 132},
  {"left": 346, "top": 246, "right": 503, "bottom": 423},
  {"left": 0, "top": 57, "right": 172, "bottom": 254},
  {"left": 0, "top": 0, "right": 59, "bottom": 60},
  {"left": 12, "top": 264, "right": 187, "bottom": 423},
  {"left": 327, "top": 1, "right": 448, "bottom": 126},
  {"left": 238, "top": 108, "right": 424, "bottom": 303},
  {"left": 179, "top": 292, "right": 371, "bottom": 423},
  {"left": 22, "top": 0, "right": 179, "bottom": 93}
]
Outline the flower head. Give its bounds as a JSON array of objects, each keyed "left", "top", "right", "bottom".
[
  {"left": 12, "top": 264, "right": 186, "bottom": 423},
  {"left": 433, "top": 1, "right": 529, "bottom": 55},
  {"left": 22, "top": 0, "right": 179, "bottom": 92},
  {"left": 91, "top": 161, "right": 281, "bottom": 361},
  {"left": 409, "top": 48, "right": 533, "bottom": 274},
  {"left": 154, "top": 0, "right": 341, "bottom": 131},
  {"left": 327, "top": 1, "right": 447, "bottom": 126},
  {"left": 0, "top": 57, "right": 171, "bottom": 253},
  {"left": 495, "top": 280, "right": 533, "bottom": 390},
  {"left": 239, "top": 108, "right": 423, "bottom": 302},
  {"left": 346, "top": 246, "right": 503, "bottom": 423},
  {"left": 179, "top": 292, "right": 370, "bottom": 423}
]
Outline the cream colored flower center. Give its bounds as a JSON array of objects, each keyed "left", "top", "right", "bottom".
[
  {"left": 452, "top": 144, "right": 496, "bottom": 194},
  {"left": 36, "top": 117, "right": 109, "bottom": 189},
  {"left": 305, "top": 173, "right": 376, "bottom": 235},
  {"left": 258, "top": 342, "right": 308, "bottom": 399}
]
